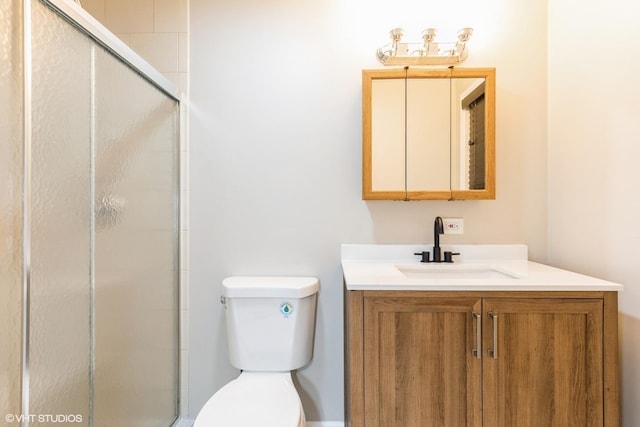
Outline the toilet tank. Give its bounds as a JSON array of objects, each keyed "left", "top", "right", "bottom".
[{"left": 222, "top": 276, "right": 319, "bottom": 372}]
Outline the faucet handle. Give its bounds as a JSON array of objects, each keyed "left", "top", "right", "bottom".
[
  {"left": 443, "top": 251, "right": 460, "bottom": 263},
  {"left": 414, "top": 251, "right": 431, "bottom": 263}
]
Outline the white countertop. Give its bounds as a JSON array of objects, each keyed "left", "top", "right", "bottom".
[{"left": 341, "top": 244, "right": 623, "bottom": 291}]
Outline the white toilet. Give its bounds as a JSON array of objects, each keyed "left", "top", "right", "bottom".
[{"left": 193, "top": 276, "right": 319, "bottom": 427}]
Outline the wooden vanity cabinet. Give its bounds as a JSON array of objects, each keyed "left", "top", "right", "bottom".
[
  {"left": 344, "top": 289, "right": 619, "bottom": 427},
  {"left": 361, "top": 295, "right": 482, "bottom": 427}
]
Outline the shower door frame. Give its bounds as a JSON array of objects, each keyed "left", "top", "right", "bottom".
[{"left": 18, "top": 0, "right": 183, "bottom": 425}]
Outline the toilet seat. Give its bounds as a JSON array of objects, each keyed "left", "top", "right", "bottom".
[{"left": 193, "top": 372, "right": 305, "bottom": 427}]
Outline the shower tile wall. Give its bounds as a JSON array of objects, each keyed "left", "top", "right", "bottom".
[
  {"left": 82, "top": 0, "right": 188, "bottom": 93},
  {"left": 81, "top": 0, "right": 190, "bottom": 416}
]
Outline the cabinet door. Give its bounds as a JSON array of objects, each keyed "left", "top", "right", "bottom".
[
  {"left": 363, "top": 296, "right": 482, "bottom": 427},
  {"left": 406, "top": 78, "right": 451, "bottom": 191},
  {"left": 482, "top": 298, "right": 604, "bottom": 427}
]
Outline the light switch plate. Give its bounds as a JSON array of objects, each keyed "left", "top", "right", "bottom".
[{"left": 443, "top": 217, "right": 464, "bottom": 234}]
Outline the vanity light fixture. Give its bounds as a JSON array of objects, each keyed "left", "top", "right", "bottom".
[{"left": 376, "top": 27, "right": 473, "bottom": 66}]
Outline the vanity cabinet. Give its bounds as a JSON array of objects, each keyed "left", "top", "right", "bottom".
[{"left": 344, "top": 290, "right": 619, "bottom": 427}]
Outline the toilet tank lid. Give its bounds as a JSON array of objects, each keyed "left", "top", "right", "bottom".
[{"left": 222, "top": 276, "right": 319, "bottom": 298}]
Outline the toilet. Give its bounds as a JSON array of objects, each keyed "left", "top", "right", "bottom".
[{"left": 193, "top": 276, "right": 319, "bottom": 427}]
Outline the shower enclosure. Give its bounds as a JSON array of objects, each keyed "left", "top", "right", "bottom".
[{"left": 1, "top": 0, "right": 181, "bottom": 425}]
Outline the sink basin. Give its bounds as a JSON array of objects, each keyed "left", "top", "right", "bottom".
[{"left": 395, "top": 264, "right": 519, "bottom": 280}]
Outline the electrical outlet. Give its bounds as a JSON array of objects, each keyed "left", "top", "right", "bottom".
[{"left": 443, "top": 218, "right": 464, "bottom": 234}]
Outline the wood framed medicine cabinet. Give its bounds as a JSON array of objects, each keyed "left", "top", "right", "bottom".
[{"left": 362, "top": 67, "right": 496, "bottom": 200}]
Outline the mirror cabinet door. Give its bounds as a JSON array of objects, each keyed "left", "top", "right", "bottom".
[
  {"left": 370, "top": 78, "right": 405, "bottom": 193},
  {"left": 363, "top": 68, "right": 495, "bottom": 200},
  {"left": 406, "top": 78, "right": 451, "bottom": 192},
  {"left": 451, "top": 77, "right": 488, "bottom": 192}
]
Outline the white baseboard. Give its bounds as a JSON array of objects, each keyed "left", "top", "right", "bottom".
[
  {"left": 307, "top": 423, "right": 344, "bottom": 427},
  {"left": 173, "top": 417, "right": 342, "bottom": 427}
]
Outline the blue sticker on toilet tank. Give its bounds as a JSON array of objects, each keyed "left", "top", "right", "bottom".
[{"left": 280, "top": 302, "right": 293, "bottom": 317}]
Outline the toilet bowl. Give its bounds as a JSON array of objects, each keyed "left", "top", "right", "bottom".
[
  {"left": 193, "top": 276, "right": 319, "bottom": 427},
  {"left": 193, "top": 372, "right": 305, "bottom": 427}
]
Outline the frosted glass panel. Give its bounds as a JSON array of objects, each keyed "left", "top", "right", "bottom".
[
  {"left": 0, "top": 0, "right": 23, "bottom": 419},
  {"left": 30, "top": 0, "right": 93, "bottom": 421},
  {"left": 5, "top": 1, "right": 179, "bottom": 423},
  {"left": 93, "top": 46, "right": 179, "bottom": 426}
]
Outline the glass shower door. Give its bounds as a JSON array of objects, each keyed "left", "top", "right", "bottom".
[
  {"left": 0, "top": 0, "right": 24, "bottom": 420},
  {"left": 5, "top": 1, "right": 181, "bottom": 425},
  {"left": 29, "top": 1, "right": 93, "bottom": 421},
  {"left": 93, "top": 45, "right": 179, "bottom": 426}
]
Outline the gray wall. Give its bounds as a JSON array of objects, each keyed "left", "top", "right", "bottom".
[
  {"left": 547, "top": 0, "right": 640, "bottom": 424},
  {"left": 189, "top": 0, "right": 549, "bottom": 421}
]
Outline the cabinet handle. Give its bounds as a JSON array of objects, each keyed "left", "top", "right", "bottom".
[
  {"left": 488, "top": 312, "right": 498, "bottom": 359},
  {"left": 472, "top": 312, "right": 481, "bottom": 359}
]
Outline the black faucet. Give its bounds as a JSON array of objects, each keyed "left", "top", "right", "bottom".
[
  {"left": 414, "top": 216, "right": 460, "bottom": 263},
  {"left": 433, "top": 216, "right": 444, "bottom": 262}
]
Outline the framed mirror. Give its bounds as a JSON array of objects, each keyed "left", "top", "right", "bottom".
[{"left": 362, "top": 67, "right": 495, "bottom": 200}]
